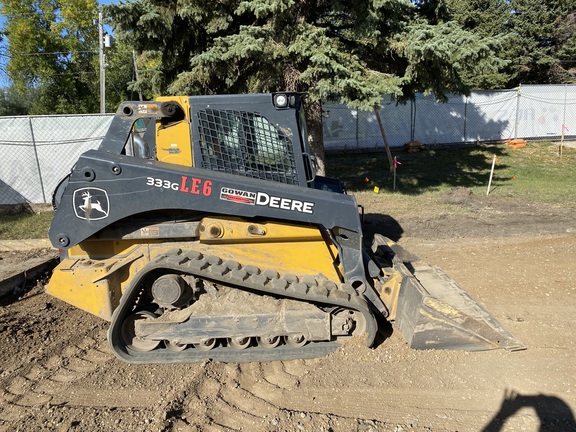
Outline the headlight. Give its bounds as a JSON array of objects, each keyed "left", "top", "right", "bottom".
[{"left": 274, "top": 94, "right": 288, "bottom": 108}]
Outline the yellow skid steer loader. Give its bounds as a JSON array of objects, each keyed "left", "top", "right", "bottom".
[{"left": 47, "top": 93, "right": 525, "bottom": 363}]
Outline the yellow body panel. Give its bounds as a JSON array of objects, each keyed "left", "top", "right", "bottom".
[
  {"left": 155, "top": 96, "right": 193, "bottom": 167},
  {"left": 47, "top": 219, "right": 342, "bottom": 321},
  {"left": 46, "top": 268, "right": 117, "bottom": 321},
  {"left": 46, "top": 242, "right": 152, "bottom": 320},
  {"left": 374, "top": 270, "right": 402, "bottom": 321}
]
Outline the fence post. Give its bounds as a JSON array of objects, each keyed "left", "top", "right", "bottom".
[
  {"left": 562, "top": 84, "right": 568, "bottom": 132},
  {"left": 28, "top": 117, "right": 47, "bottom": 203},
  {"left": 410, "top": 99, "right": 416, "bottom": 141},
  {"left": 355, "top": 109, "right": 359, "bottom": 149},
  {"left": 514, "top": 84, "right": 521, "bottom": 139},
  {"left": 410, "top": 96, "right": 416, "bottom": 141},
  {"left": 463, "top": 96, "right": 468, "bottom": 143}
]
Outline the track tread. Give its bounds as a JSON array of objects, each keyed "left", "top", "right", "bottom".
[{"left": 108, "top": 248, "right": 378, "bottom": 364}]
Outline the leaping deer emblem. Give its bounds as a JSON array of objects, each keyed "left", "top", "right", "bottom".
[{"left": 78, "top": 191, "right": 107, "bottom": 216}]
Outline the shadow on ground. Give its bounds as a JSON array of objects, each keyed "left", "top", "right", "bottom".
[
  {"left": 327, "top": 145, "right": 509, "bottom": 195},
  {"left": 483, "top": 389, "right": 576, "bottom": 432},
  {"left": 361, "top": 213, "right": 404, "bottom": 243}
]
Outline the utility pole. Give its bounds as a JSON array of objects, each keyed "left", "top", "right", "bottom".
[
  {"left": 132, "top": 49, "right": 143, "bottom": 101},
  {"left": 98, "top": 11, "right": 105, "bottom": 113}
]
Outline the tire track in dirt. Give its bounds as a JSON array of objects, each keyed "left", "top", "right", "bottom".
[
  {"left": 150, "top": 359, "right": 389, "bottom": 431},
  {"left": 151, "top": 362, "right": 273, "bottom": 431},
  {"left": 204, "top": 360, "right": 390, "bottom": 432},
  {"left": 232, "top": 356, "right": 508, "bottom": 431},
  {"left": 0, "top": 325, "right": 113, "bottom": 421},
  {"left": 0, "top": 290, "right": 163, "bottom": 431}
]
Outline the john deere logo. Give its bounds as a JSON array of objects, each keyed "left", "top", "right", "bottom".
[{"left": 73, "top": 188, "right": 110, "bottom": 220}]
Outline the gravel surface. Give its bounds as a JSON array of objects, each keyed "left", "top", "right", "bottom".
[{"left": 1, "top": 189, "right": 575, "bottom": 431}]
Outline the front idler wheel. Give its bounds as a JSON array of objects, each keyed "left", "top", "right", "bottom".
[{"left": 120, "top": 311, "right": 161, "bottom": 352}]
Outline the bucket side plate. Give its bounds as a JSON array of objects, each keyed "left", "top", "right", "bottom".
[
  {"left": 372, "top": 234, "right": 525, "bottom": 352},
  {"left": 394, "top": 260, "right": 526, "bottom": 351}
]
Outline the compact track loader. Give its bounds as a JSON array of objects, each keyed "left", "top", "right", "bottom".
[{"left": 47, "top": 93, "right": 525, "bottom": 363}]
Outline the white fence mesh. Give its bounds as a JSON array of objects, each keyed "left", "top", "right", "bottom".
[
  {"left": 323, "top": 84, "right": 576, "bottom": 151},
  {"left": 0, "top": 115, "right": 113, "bottom": 205},
  {"left": 1, "top": 85, "right": 575, "bottom": 204}
]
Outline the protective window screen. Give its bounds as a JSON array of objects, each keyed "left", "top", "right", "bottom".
[{"left": 197, "top": 109, "right": 298, "bottom": 184}]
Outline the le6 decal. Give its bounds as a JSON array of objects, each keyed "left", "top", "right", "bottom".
[{"left": 146, "top": 176, "right": 212, "bottom": 196}]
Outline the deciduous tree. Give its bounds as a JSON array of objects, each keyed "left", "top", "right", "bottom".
[
  {"left": 0, "top": 0, "right": 99, "bottom": 113},
  {"left": 0, "top": 85, "right": 34, "bottom": 115}
]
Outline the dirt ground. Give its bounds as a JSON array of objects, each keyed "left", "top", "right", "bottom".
[{"left": 1, "top": 189, "right": 575, "bottom": 432}]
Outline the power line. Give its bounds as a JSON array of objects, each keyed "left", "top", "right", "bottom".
[
  {"left": 0, "top": 51, "right": 98, "bottom": 58},
  {"left": 0, "top": 11, "right": 99, "bottom": 18},
  {"left": 16, "top": 71, "right": 99, "bottom": 77}
]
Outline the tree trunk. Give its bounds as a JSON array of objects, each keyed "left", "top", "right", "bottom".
[
  {"left": 305, "top": 99, "right": 326, "bottom": 176},
  {"left": 282, "top": 64, "right": 326, "bottom": 176}
]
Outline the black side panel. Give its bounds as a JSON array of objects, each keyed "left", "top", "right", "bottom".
[{"left": 49, "top": 149, "right": 362, "bottom": 252}]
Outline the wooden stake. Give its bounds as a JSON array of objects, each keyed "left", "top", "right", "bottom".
[
  {"left": 374, "top": 109, "right": 394, "bottom": 172},
  {"left": 560, "top": 125, "right": 565, "bottom": 158},
  {"left": 393, "top": 156, "right": 400, "bottom": 192},
  {"left": 486, "top": 155, "right": 497, "bottom": 196}
]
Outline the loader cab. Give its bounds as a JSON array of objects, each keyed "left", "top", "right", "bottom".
[
  {"left": 190, "top": 92, "right": 315, "bottom": 188},
  {"left": 104, "top": 93, "right": 338, "bottom": 191}
]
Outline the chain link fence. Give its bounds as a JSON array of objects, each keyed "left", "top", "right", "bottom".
[
  {"left": 323, "top": 84, "right": 576, "bottom": 151},
  {"left": 2, "top": 85, "right": 575, "bottom": 204},
  {"left": 0, "top": 114, "right": 113, "bottom": 205}
]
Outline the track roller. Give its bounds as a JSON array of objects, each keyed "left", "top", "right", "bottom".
[
  {"left": 193, "top": 338, "right": 217, "bottom": 351},
  {"left": 228, "top": 337, "right": 251, "bottom": 350},
  {"left": 258, "top": 335, "right": 281, "bottom": 349},
  {"left": 285, "top": 334, "right": 307, "bottom": 347},
  {"left": 165, "top": 341, "right": 188, "bottom": 352}
]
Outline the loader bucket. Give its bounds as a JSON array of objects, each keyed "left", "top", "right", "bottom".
[{"left": 373, "top": 235, "right": 526, "bottom": 352}]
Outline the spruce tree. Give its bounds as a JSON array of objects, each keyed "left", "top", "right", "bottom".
[
  {"left": 441, "top": 0, "right": 512, "bottom": 88},
  {"left": 107, "top": 0, "right": 505, "bottom": 172},
  {"left": 509, "top": 0, "right": 576, "bottom": 84},
  {"left": 443, "top": 0, "right": 576, "bottom": 87}
]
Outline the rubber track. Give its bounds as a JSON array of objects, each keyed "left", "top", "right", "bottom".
[{"left": 108, "top": 247, "right": 378, "bottom": 364}]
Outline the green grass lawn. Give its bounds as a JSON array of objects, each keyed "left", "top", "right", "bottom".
[
  {"left": 327, "top": 141, "right": 576, "bottom": 214},
  {"left": 1, "top": 141, "right": 574, "bottom": 240},
  {"left": 0, "top": 210, "right": 54, "bottom": 240}
]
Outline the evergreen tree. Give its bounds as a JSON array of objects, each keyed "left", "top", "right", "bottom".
[
  {"left": 440, "top": 0, "right": 512, "bottom": 88},
  {"left": 412, "top": 0, "right": 452, "bottom": 24},
  {"left": 509, "top": 0, "right": 576, "bottom": 84},
  {"left": 108, "top": 0, "right": 505, "bottom": 172},
  {"left": 443, "top": 0, "right": 576, "bottom": 86}
]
